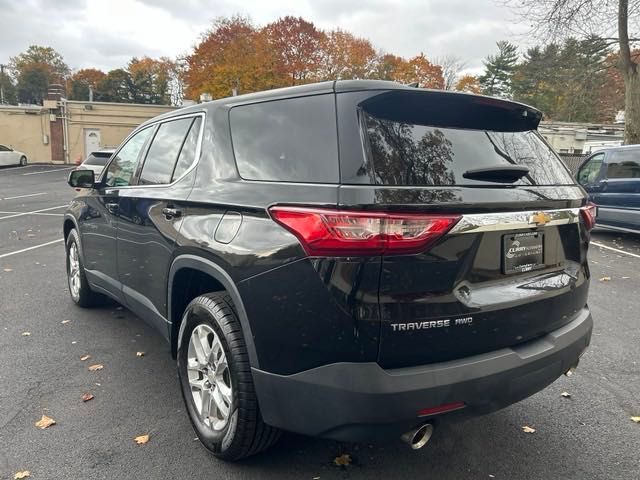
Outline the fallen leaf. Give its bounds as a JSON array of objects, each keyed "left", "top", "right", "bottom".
[
  {"left": 3, "top": 268, "right": 13, "bottom": 272},
  {"left": 560, "top": 391, "right": 571, "bottom": 398},
  {"left": 14, "top": 471, "right": 30, "bottom": 479},
  {"left": 88, "top": 364, "right": 104, "bottom": 371},
  {"left": 599, "top": 276, "right": 611, "bottom": 282},
  {"left": 333, "top": 454, "right": 352, "bottom": 466},
  {"left": 136, "top": 351, "right": 145, "bottom": 357},
  {"left": 21, "top": 332, "right": 31, "bottom": 336},
  {"left": 521, "top": 425, "right": 536, "bottom": 434},
  {"left": 134, "top": 434, "right": 150, "bottom": 445},
  {"left": 80, "top": 354, "right": 91, "bottom": 361},
  {"left": 35, "top": 414, "right": 56, "bottom": 429},
  {"left": 61, "top": 320, "right": 71, "bottom": 324},
  {"left": 631, "top": 416, "right": 640, "bottom": 423},
  {"left": 81, "top": 392, "right": 94, "bottom": 402}
]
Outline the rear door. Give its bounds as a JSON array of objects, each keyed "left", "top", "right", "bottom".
[
  {"left": 337, "top": 88, "right": 590, "bottom": 368},
  {"left": 593, "top": 149, "right": 640, "bottom": 231},
  {"left": 116, "top": 113, "right": 203, "bottom": 337}
]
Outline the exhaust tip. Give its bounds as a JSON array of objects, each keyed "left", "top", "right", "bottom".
[{"left": 401, "top": 423, "right": 434, "bottom": 450}]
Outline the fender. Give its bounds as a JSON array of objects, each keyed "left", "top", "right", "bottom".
[{"left": 169, "top": 254, "right": 259, "bottom": 368}]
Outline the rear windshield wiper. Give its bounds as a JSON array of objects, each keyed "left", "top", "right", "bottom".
[{"left": 462, "top": 165, "right": 530, "bottom": 183}]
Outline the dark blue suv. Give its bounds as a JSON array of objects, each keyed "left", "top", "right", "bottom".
[{"left": 577, "top": 145, "right": 640, "bottom": 234}]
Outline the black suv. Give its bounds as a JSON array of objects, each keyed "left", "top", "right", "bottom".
[{"left": 64, "top": 80, "right": 594, "bottom": 460}]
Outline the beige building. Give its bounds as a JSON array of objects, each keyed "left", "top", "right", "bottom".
[
  {"left": 539, "top": 121, "right": 624, "bottom": 154},
  {"left": 0, "top": 87, "right": 177, "bottom": 164}
]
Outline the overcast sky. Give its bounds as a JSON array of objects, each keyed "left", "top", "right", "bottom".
[{"left": 0, "top": 0, "right": 529, "bottom": 75}]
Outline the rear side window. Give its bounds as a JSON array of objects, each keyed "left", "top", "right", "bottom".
[
  {"left": 362, "top": 112, "right": 574, "bottom": 186},
  {"left": 605, "top": 149, "right": 640, "bottom": 179},
  {"left": 139, "top": 117, "right": 194, "bottom": 185},
  {"left": 230, "top": 95, "right": 339, "bottom": 183},
  {"left": 172, "top": 117, "right": 202, "bottom": 181}
]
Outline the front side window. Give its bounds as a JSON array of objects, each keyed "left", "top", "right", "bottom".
[
  {"left": 139, "top": 117, "right": 194, "bottom": 185},
  {"left": 605, "top": 150, "right": 640, "bottom": 179},
  {"left": 577, "top": 153, "right": 604, "bottom": 185},
  {"left": 104, "top": 127, "right": 153, "bottom": 187},
  {"left": 0, "top": 145, "right": 9, "bottom": 152},
  {"left": 230, "top": 95, "right": 339, "bottom": 183}
]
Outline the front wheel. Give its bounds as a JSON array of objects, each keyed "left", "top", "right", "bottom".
[
  {"left": 177, "top": 293, "right": 281, "bottom": 461},
  {"left": 65, "top": 229, "right": 103, "bottom": 307},
  {"left": 19, "top": 156, "right": 27, "bottom": 166}
]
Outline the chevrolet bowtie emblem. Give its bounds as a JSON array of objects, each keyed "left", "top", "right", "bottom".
[{"left": 529, "top": 212, "right": 552, "bottom": 226}]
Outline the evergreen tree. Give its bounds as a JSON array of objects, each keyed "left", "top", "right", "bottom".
[{"left": 478, "top": 41, "right": 518, "bottom": 98}]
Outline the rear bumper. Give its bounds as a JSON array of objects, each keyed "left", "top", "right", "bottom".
[{"left": 252, "top": 307, "right": 592, "bottom": 442}]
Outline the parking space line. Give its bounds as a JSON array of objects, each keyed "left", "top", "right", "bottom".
[
  {"left": 591, "top": 241, "right": 640, "bottom": 260},
  {"left": 1, "top": 192, "right": 48, "bottom": 200},
  {"left": 0, "top": 238, "right": 64, "bottom": 259},
  {"left": 0, "top": 205, "right": 67, "bottom": 221},
  {"left": 0, "top": 211, "right": 64, "bottom": 217},
  {"left": 22, "top": 167, "right": 74, "bottom": 176}
]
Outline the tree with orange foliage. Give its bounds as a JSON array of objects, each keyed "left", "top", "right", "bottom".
[
  {"left": 68, "top": 68, "right": 106, "bottom": 101},
  {"left": 319, "top": 29, "right": 378, "bottom": 80},
  {"left": 185, "top": 16, "right": 283, "bottom": 100},
  {"left": 263, "top": 16, "right": 326, "bottom": 85},
  {"left": 127, "top": 56, "right": 174, "bottom": 104},
  {"left": 455, "top": 74, "right": 482, "bottom": 94},
  {"left": 393, "top": 53, "right": 444, "bottom": 89}
]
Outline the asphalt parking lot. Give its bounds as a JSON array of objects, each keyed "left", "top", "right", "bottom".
[{"left": 1, "top": 164, "right": 639, "bottom": 480}]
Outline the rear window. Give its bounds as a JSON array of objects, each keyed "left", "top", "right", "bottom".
[
  {"left": 83, "top": 153, "right": 111, "bottom": 166},
  {"left": 363, "top": 113, "right": 574, "bottom": 186},
  {"left": 230, "top": 95, "right": 339, "bottom": 183}
]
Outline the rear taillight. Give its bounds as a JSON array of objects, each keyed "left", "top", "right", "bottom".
[
  {"left": 580, "top": 202, "right": 597, "bottom": 231},
  {"left": 269, "top": 207, "right": 461, "bottom": 256}
]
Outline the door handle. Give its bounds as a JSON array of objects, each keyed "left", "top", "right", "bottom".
[
  {"left": 162, "top": 207, "right": 182, "bottom": 219},
  {"left": 105, "top": 203, "right": 119, "bottom": 214}
]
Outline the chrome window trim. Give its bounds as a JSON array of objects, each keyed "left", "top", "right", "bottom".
[
  {"left": 449, "top": 208, "right": 580, "bottom": 234},
  {"left": 102, "top": 111, "right": 206, "bottom": 191}
]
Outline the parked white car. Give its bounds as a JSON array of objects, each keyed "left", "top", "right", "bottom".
[
  {"left": 0, "top": 144, "right": 27, "bottom": 166},
  {"left": 77, "top": 149, "right": 115, "bottom": 176}
]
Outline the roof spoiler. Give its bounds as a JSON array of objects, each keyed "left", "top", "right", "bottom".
[{"left": 359, "top": 89, "right": 543, "bottom": 132}]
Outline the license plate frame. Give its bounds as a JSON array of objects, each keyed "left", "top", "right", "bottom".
[{"left": 502, "top": 231, "right": 545, "bottom": 274}]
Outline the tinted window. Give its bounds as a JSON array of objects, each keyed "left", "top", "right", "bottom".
[
  {"left": 363, "top": 112, "right": 575, "bottom": 186},
  {"left": 577, "top": 153, "right": 604, "bottom": 185},
  {"left": 139, "top": 118, "right": 194, "bottom": 185},
  {"left": 83, "top": 153, "right": 111, "bottom": 166},
  {"left": 172, "top": 117, "right": 202, "bottom": 181},
  {"left": 0, "top": 145, "right": 9, "bottom": 152},
  {"left": 104, "top": 127, "right": 153, "bottom": 187},
  {"left": 230, "top": 95, "right": 339, "bottom": 183},
  {"left": 605, "top": 149, "right": 640, "bottom": 179}
]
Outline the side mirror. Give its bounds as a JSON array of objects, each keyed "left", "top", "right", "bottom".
[{"left": 68, "top": 169, "right": 96, "bottom": 189}]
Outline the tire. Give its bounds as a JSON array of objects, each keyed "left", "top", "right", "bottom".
[
  {"left": 65, "top": 229, "right": 103, "bottom": 307},
  {"left": 177, "top": 292, "right": 281, "bottom": 461},
  {"left": 19, "top": 156, "right": 27, "bottom": 166}
]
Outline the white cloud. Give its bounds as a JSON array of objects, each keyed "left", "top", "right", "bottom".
[{"left": 0, "top": 0, "right": 530, "bottom": 73}]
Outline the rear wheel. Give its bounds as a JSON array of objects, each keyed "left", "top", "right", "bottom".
[
  {"left": 177, "top": 292, "right": 281, "bottom": 461},
  {"left": 65, "top": 229, "right": 103, "bottom": 307},
  {"left": 19, "top": 156, "right": 27, "bottom": 166}
]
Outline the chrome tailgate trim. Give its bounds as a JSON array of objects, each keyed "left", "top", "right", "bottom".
[{"left": 449, "top": 208, "right": 580, "bottom": 234}]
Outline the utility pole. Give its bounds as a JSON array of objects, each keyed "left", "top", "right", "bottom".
[{"left": 0, "top": 63, "right": 6, "bottom": 105}]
